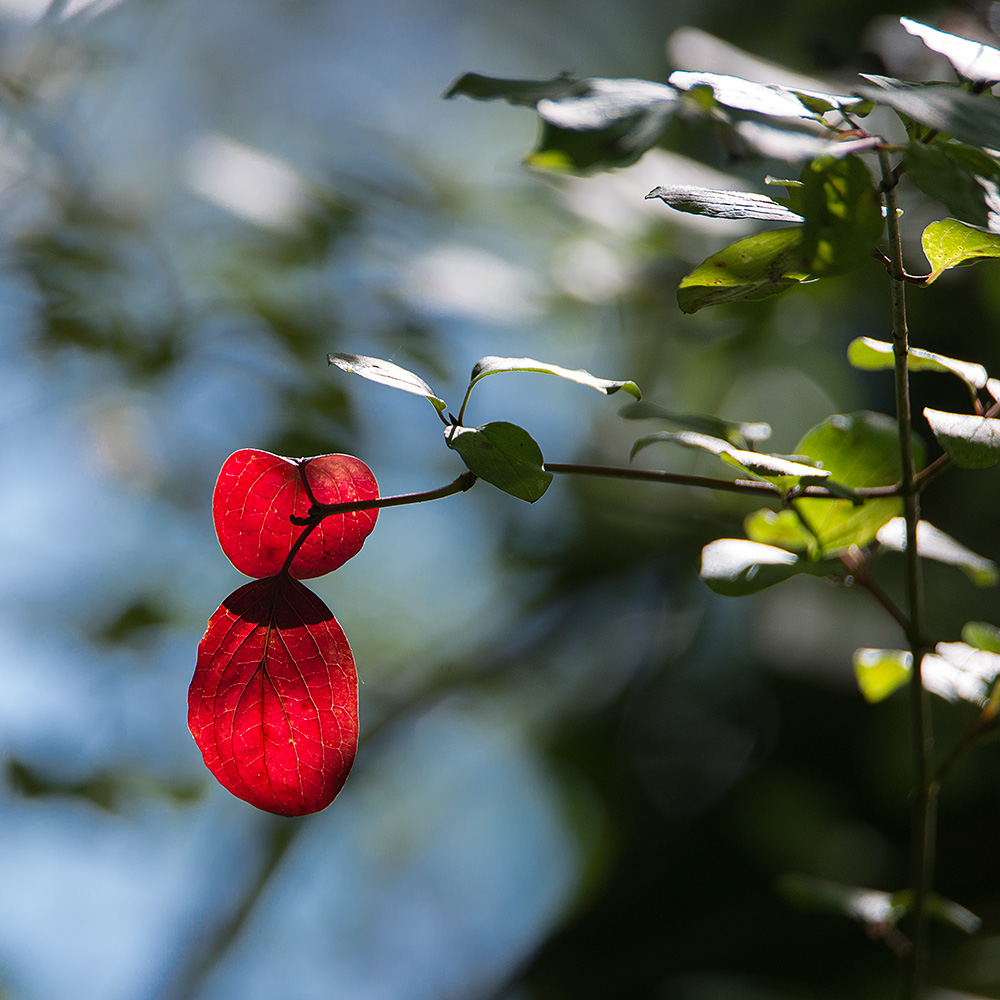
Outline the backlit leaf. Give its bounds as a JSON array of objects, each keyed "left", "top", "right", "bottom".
[
  {"left": 853, "top": 648, "right": 912, "bottom": 702},
  {"left": 900, "top": 17, "right": 1000, "bottom": 83},
  {"left": 848, "top": 337, "right": 988, "bottom": 392},
  {"left": 644, "top": 185, "right": 803, "bottom": 221},
  {"left": 921, "top": 219, "right": 1000, "bottom": 283},
  {"left": 877, "top": 517, "right": 999, "bottom": 586},
  {"left": 328, "top": 353, "right": 447, "bottom": 413},
  {"left": 677, "top": 227, "right": 810, "bottom": 313},
  {"left": 189, "top": 575, "right": 358, "bottom": 817},
  {"left": 924, "top": 407, "right": 1000, "bottom": 467},
  {"left": 468, "top": 356, "right": 640, "bottom": 399},
  {"left": 744, "top": 508, "right": 815, "bottom": 553},
  {"left": 213, "top": 449, "right": 379, "bottom": 579},
  {"left": 445, "top": 421, "right": 552, "bottom": 502}
]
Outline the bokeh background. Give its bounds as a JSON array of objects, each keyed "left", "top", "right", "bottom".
[{"left": 1, "top": 0, "right": 999, "bottom": 997}]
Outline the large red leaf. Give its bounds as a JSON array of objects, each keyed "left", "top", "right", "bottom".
[
  {"left": 189, "top": 575, "right": 358, "bottom": 817},
  {"left": 213, "top": 449, "right": 378, "bottom": 579}
]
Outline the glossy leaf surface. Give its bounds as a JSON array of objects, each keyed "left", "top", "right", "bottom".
[
  {"left": 923, "top": 408, "right": 1000, "bottom": 467},
  {"left": 189, "top": 576, "right": 358, "bottom": 817},
  {"left": 214, "top": 449, "right": 379, "bottom": 579},
  {"left": 445, "top": 421, "right": 551, "bottom": 502},
  {"left": 328, "top": 353, "right": 447, "bottom": 413},
  {"left": 877, "top": 517, "right": 999, "bottom": 587},
  {"left": 848, "top": 336, "right": 988, "bottom": 392},
  {"left": 922, "top": 219, "right": 1000, "bottom": 283},
  {"left": 644, "top": 185, "right": 802, "bottom": 222},
  {"left": 467, "top": 356, "right": 641, "bottom": 399},
  {"left": 900, "top": 17, "right": 1000, "bottom": 83}
]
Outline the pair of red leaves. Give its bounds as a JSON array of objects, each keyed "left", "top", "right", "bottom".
[{"left": 189, "top": 450, "right": 378, "bottom": 816}]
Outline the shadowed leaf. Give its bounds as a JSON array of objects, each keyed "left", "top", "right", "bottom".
[{"left": 445, "top": 421, "right": 552, "bottom": 502}]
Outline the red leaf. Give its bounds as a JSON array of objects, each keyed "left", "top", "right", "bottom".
[
  {"left": 213, "top": 449, "right": 379, "bottom": 579},
  {"left": 188, "top": 575, "right": 358, "bottom": 817}
]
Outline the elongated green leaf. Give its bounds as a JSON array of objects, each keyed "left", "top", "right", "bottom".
[
  {"left": 853, "top": 647, "right": 912, "bottom": 703},
  {"left": 876, "top": 517, "right": 999, "bottom": 587},
  {"left": 901, "top": 17, "right": 1000, "bottom": 83},
  {"left": 644, "top": 185, "right": 803, "bottom": 221},
  {"left": 963, "top": 621, "right": 1000, "bottom": 654},
  {"left": 799, "top": 154, "right": 883, "bottom": 276},
  {"left": 699, "top": 539, "right": 800, "bottom": 596},
  {"left": 791, "top": 412, "right": 916, "bottom": 554},
  {"left": 924, "top": 407, "right": 1000, "bottom": 467},
  {"left": 677, "top": 227, "right": 810, "bottom": 313},
  {"left": 619, "top": 400, "right": 771, "bottom": 447},
  {"left": 904, "top": 140, "right": 1000, "bottom": 229},
  {"left": 631, "top": 429, "right": 829, "bottom": 484},
  {"left": 848, "top": 337, "right": 988, "bottom": 392},
  {"left": 744, "top": 508, "right": 814, "bottom": 553},
  {"left": 922, "top": 218, "right": 1000, "bottom": 282},
  {"left": 445, "top": 421, "right": 552, "bottom": 502},
  {"left": 856, "top": 76, "right": 1000, "bottom": 151},
  {"left": 443, "top": 72, "right": 578, "bottom": 106},
  {"left": 468, "top": 356, "right": 640, "bottom": 398},
  {"left": 328, "top": 353, "right": 447, "bottom": 413},
  {"left": 668, "top": 70, "right": 870, "bottom": 118}
]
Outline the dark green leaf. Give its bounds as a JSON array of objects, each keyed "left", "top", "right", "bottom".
[
  {"left": 904, "top": 139, "right": 1000, "bottom": 229},
  {"left": 799, "top": 154, "right": 883, "bottom": 276},
  {"left": 669, "top": 71, "right": 870, "bottom": 118},
  {"left": 644, "top": 185, "right": 803, "bottom": 221},
  {"left": 442, "top": 71, "right": 578, "bottom": 106},
  {"left": 924, "top": 407, "right": 1000, "bottom": 467},
  {"left": 877, "top": 517, "right": 999, "bottom": 587},
  {"left": 445, "top": 421, "right": 552, "bottom": 502},
  {"left": 619, "top": 400, "right": 771, "bottom": 447},
  {"left": 677, "top": 227, "right": 810, "bottom": 313},
  {"left": 856, "top": 76, "right": 1000, "bottom": 151},
  {"left": 328, "top": 353, "right": 447, "bottom": 413},
  {"left": 791, "top": 412, "right": 917, "bottom": 554},
  {"left": 848, "top": 336, "right": 988, "bottom": 391},
  {"left": 901, "top": 17, "right": 1000, "bottom": 83},
  {"left": 921, "top": 219, "right": 1000, "bottom": 282}
]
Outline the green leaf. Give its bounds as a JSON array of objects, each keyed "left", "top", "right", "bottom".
[
  {"left": 877, "top": 517, "right": 999, "bottom": 586},
  {"left": 900, "top": 17, "right": 1000, "bottom": 84},
  {"left": 922, "top": 219, "right": 1000, "bottom": 283},
  {"left": 853, "top": 648, "right": 912, "bottom": 703},
  {"left": 644, "top": 185, "right": 803, "bottom": 222},
  {"left": 904, "top": 139, "right": 1000, "bottom": 229},
  {"left": 799, "top": 154, "right": 883, "bottom": 276},
  {"left": 856, "top": 76, "right": 1000, "bottom": 151},
  {"left": 631, "top": 430, "right": 830, "bottom": 484},
  {"left": 668, "top": 70, "right": 870, "bottom": 118},
  {"left": 619, "top": 400, "right": 771, "bottom": 448},
  {"left": 922, "top": 641, "right": 1000, "bottom": 704},
  {"left": 445, "top": 421, "right": 552, "bottom": 502},
  {"left": 328, "top": 353, "right": 447, "bottom": 413},
  {"left": 442, "top": 71, "right": 579, "bottom": 106},
  {"left": 736, "top": 122, "right": 880, "bottom": 163},
  {"left": 848, "top": 336, "right": 988, "bottom": 392},
  {"left": 677, "top": 227, "right": 810, "bottom": 313},
  {"left": 963, "top": 621, "right": 1000, "bottom": 654},
  {"left": 744, "top": 508, "right": 815, "bottom": 553},
  {"left": 924, "top": 407, "right": 1000, "bottom": 467},
  {"left": 468, "top": 356, "right": 640, "bottom": 399},
  {"left": 699, "top": 539, "right": 800, "bottom": 596},
  {"left": 791, "top": 412, "right": 917, "bottom": 554}
]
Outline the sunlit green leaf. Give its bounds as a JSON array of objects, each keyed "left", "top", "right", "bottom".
[
  {"left": 744, "top": 508, "right": 814, "bottom": 553},
  {"left": 877, "top": 517, "right": 999, "bottom": 586},
  {"left": 853, "top": 647, "right": 912, "bottom": 703},
  {"left": 328, "top": 353, "right": 447, "bottom": 413},
  {"left": 468, "top": 356, "right": 640, "bottom": 398},
  {"left": 963, "top": 621, "right": 1000, "bottom": 654},
  {"left": 644, "top": 185, "right": 803, "bottom": 221},
  {"left": 922, "top": 218, "right": 1000, "bottom": 283},
  {"left": 445, "top": 421, "right": 552, "bottom": 502},
  {"left": 799, "top": 154, "right": 883, "bottom": 276},
  {"left": 924, "top": 407, "right": 1000, "bottom": 467},
  {"left": 736, "top": 122, "right": 880, "bottom": 163},
  {"left": 848, "top": 337, "right": 988, "bottom": 392},
  {"left": 699, "top": 539, "right": 800, "bottom": 596},
  {"left": 677, "top": 227, "right": 810, "bottom": 313},
  {"left": 904, "top": 140, "right": 1000, "bottom": 230},
  {"left": 668, "top": 70, "right": 870, "bottom": 118},
  {"left": 791, "top": 412, "right": 915, "bottom": 554},
  {"left": 900, "top": 17, "right": 1000, "bottom": 83},
  {"left": 856, "top": 76, "right": 1000, "bottom": 150},
  {"left": 619, "top": 400, "right": 771, "bottom": 447}
]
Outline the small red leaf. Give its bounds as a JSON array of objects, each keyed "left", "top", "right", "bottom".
[
  {"left": 213, "top": 449, "right": 379, "bottom": 579},
  {"left": 188, "top": 575, "right": 358, "bottom": 816}
]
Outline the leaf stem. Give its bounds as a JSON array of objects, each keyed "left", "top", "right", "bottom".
[{"left": 880, "top": 148, "right": 934, "bottom": 1000}]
